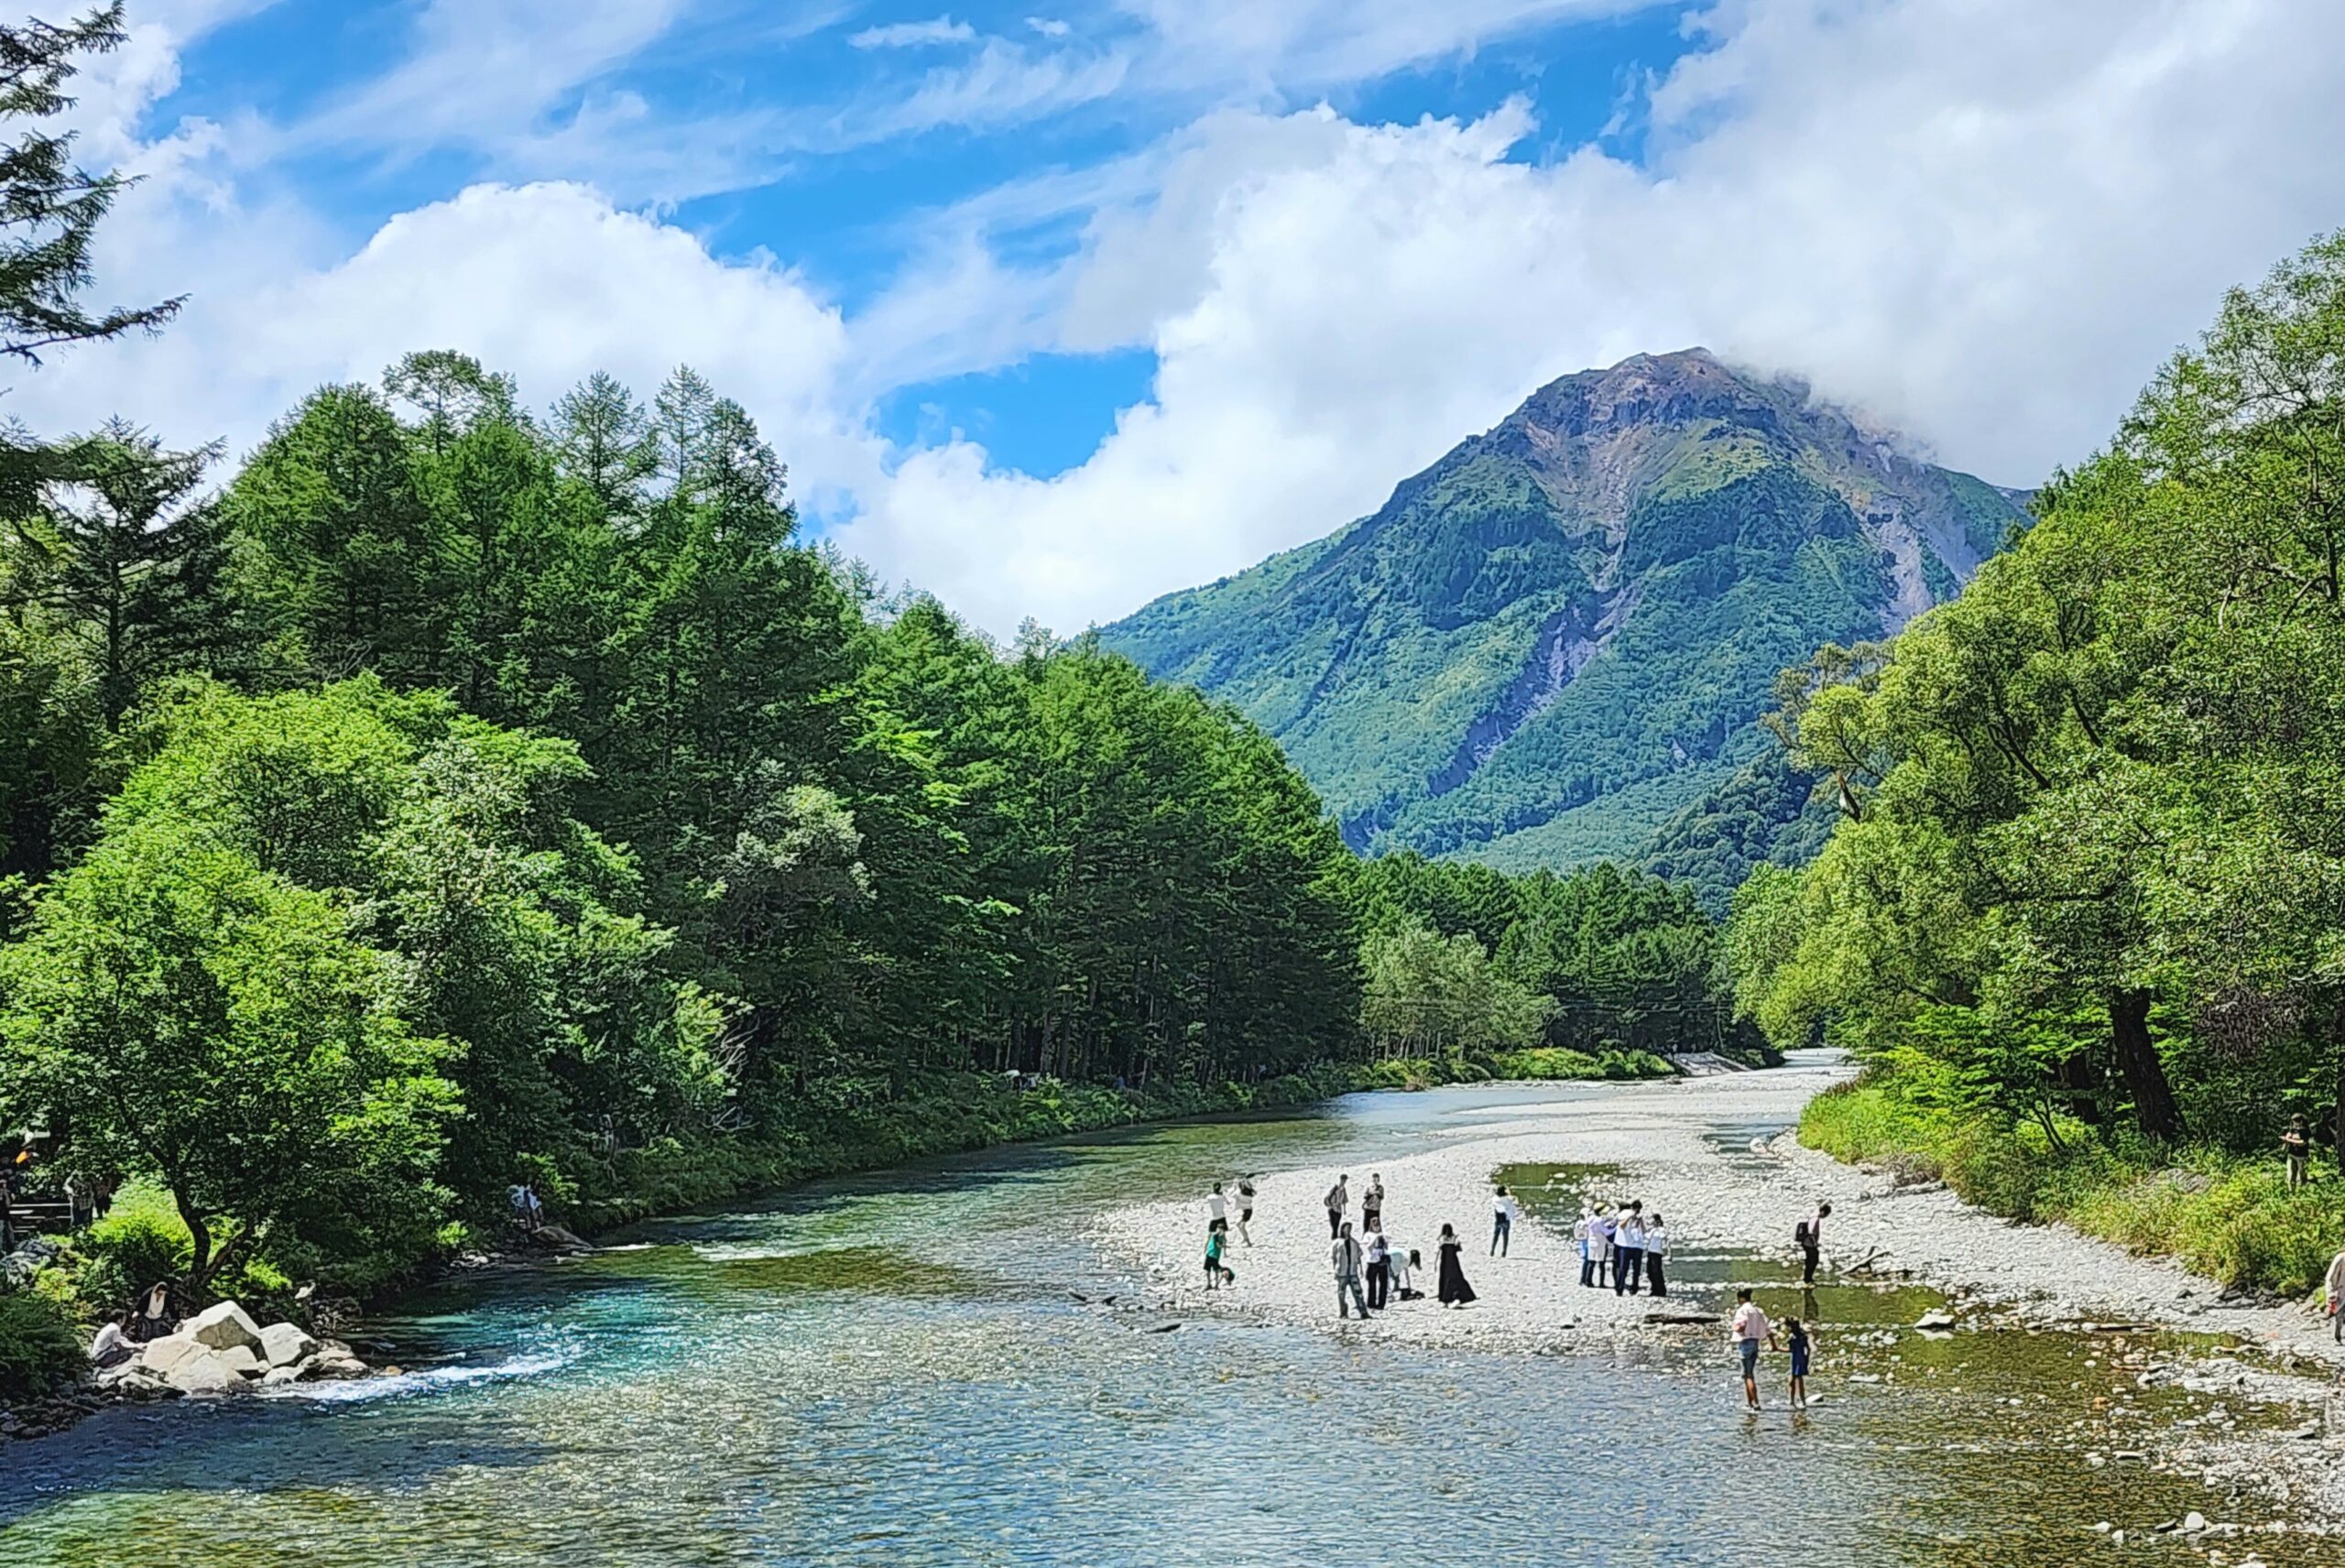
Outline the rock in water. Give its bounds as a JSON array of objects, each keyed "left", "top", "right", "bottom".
[
  {"left": 259, "top": 1323, "right": 319, "bottom": 1368},
  {"left": 1914, "top": 1309, "right": 1957, "bottom": 1330},
  {"left": 167, "top": 1351, "right": 245, "bottom": 1395},
  {"left": 186, "top": 1301, "right": 267, "bottom": 1354}
]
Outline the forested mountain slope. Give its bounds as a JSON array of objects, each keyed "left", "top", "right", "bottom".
[{"left": 1101, "top": 350, "right": 2025, "bottom": 875}]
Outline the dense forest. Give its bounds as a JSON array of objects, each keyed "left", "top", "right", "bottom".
[
  {"left": 1725, "top": 232, "right": 2345, "bottom": 1295},
  {"left": 0, "top": 6, "right": 1739, "bottom": 1364}
]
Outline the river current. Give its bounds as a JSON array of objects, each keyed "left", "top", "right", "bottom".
[{"left": 0, "top": 1082, "right": 2328, "bottom": 1565}]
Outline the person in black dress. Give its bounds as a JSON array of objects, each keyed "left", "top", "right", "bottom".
[{"left": 1436, "top": 1223, "right": 1477, "bottom": 1309}]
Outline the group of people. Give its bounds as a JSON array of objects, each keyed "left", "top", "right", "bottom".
[
  {"left": 1569, "top": 1201, "right": 1670, "bottom": 1296},
  {"left": 1197, "top": 1167, "right": 1856, "bottom": 1412}
]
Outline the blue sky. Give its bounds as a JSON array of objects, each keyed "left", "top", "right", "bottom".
[{"left": 22, "top": 0, "right": 2345, "bottom": 637}]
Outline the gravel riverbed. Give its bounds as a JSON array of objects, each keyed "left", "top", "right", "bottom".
[{"left": 1088, "top": 1063, "right": 2345, "bottom": 1529}]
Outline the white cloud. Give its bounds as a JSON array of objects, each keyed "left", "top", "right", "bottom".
[
  {"left": 16, "top": 0, "right": 2345, "bottom": 655},
  {"left": 1027, "top": 16, "right": 1072, "bottom": 38},
  {"left": 849, "top": 16, "right": 978, "bottom": 49},
  {"left": 830, "top": 0, "right": 2345, "bottom": 637}
]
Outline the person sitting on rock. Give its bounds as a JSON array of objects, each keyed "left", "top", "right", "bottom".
[{"left": 91, "top": 1311, "right": 135, "bottom": 1368}]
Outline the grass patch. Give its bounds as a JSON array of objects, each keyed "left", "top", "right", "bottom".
[
  {"left": 1800, "top": 1076, "right": 2345, "bottom": 1297},
  {"left": 0, "top": 1292, "right": 82, "bottom": 1403}
]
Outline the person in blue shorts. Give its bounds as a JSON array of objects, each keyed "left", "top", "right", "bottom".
[
  {"left": 1730, "top": 1288, "right": 1776, "bottom": 1411},
  {"left": 1785, "top": 1316, "right": 1813, "bottom": 1409}
]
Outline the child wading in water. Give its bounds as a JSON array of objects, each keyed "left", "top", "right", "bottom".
[{"left": 1785, "top": 1317, "right": 1813, "bottom": 1409}]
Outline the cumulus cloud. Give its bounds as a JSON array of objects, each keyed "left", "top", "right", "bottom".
[
  {"left": 16, "top": 0, "right": 2345, "bottom": 650},
  {"left": 849, "top": 16, "right": 979, "bottom": 49},
  {"left": 833, "top": 0, "right": 2345, "bottom": 636}
]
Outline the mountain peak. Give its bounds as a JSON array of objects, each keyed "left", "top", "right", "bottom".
[{"left": 1100, "top": 350, "right": 2025, "bottom": 889}]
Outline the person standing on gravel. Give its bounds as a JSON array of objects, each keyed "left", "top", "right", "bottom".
[
  {"left": 1575, "top": 1204, "right": 1596, "bottom": 1288},
  {"left": 1490, "top": 1185, "right": 1517, "bottom": 1257},
  {"left": 1613, "top": 1203, "right": 1646, "bottom": 1296},
  {"left": 1325, "top": 1175, "right": 1350, "bottom": 1239},
  {"left": 1333, "top": 1221, "right": 1371, "bottom": 1319},
  {"left": 1593, "top": 1205, "right": 1617, "bottom": 1289},
  {"left": 1237, "top": 1175, "right": 1257, "bottom": 1247},
  {"left": 1207, "top": 1182, "right": 1228, "bottom": 1238},
  {"left": 1731, "top": 1288, "right": 1777, "bottom": 1410},
  {"left": 1643, "top": 1214, "right": 1669, "bottom": 1297},
  {"left": 1362, "top": 1173, "right": 1385, "bottom": 1234},
  {"left": 1365, "top": 1225, "right": 1392, "bottom": 1310},
  {"left": 1796, "top": 1202, "right": 1831, "bottom": 1286}
]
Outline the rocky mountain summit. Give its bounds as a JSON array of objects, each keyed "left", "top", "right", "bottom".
[{"left": 1101, "top": 349, "right": 2026, "bottom": 884}]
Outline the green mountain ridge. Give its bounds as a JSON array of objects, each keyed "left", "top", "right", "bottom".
[{"left": 1099, "top": 349, "right": 2027, "bottom": 884}]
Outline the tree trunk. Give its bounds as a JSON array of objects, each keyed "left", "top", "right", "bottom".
[
  {"left": 178, "top": 1197, "right": 214, "bottom": 1302},
  {"left": 2110, "top": 987, "right": 2184, "bottom": 1143},
  {"left": 2055, "top": 1050, "right": 2103, "bottom": 1127}
]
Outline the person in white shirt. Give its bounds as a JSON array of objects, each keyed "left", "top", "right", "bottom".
[
  {"left": 1206, "top": 1183, "right": 1228, "bottom": 1236},
  {"left": 1490, "top": 1185, "right": 1518, "bottom": 1257},
  {"left": 2326, "top": 1248, "right": 2345, "bottom": 1343},
  {"left": 1731, "top": 1288, "right": 1778, "bottom": 1410},
  {"left": 1613, "top": 1204, "right": 1646, "bottom": 1296},
  {"left": 1643, "top": 1215, "right": 1670, "bottom": 1297},
  {"left": 1574, "top": 1206, "right": 1596, "bottom": 1289},
  {"left": 1390, "top": 1244, "right": 1419, "bottom": 1300},
  {"left": 1364, "top": 1227, "right": 1392, "bottom": 1310},
  {"left": 90, "top": 1312, "right": 135, "bottom": 1368}
]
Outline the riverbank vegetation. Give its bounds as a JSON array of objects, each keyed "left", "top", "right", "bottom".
[
  {"left": 0, "top": 5, "right": 1740, "bottom": 1399},
  {"left": 1734, "top": 233, "right": 2345, "bottom": 1296}
]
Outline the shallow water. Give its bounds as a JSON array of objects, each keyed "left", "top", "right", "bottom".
[{"left": 1, "top": 1083, "right": 2329, "bottom": 1564}]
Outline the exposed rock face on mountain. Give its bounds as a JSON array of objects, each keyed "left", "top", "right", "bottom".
[{"left": 1100, "top": 349, "right": 2025, "bottom": 877}]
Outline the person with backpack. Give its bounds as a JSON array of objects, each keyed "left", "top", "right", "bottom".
[
  {"left": 1325, "top": 1175, "right": 1350, "bottom": 1239},
  {"left": 1332, "top": 1221, "right": 1371, "bottom": 1319},
  {"left": 1795, "top": 1202, "right": 1832, "bottom": 1285}
]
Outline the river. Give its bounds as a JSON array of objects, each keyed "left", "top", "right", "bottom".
[{"left": 0, "top": 1080, "right": 2329, "bottom": 1564}]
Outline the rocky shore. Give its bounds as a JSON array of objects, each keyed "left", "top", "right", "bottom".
[{"left": 2, "top": 1298, "right": 379, "bottom": 1442}]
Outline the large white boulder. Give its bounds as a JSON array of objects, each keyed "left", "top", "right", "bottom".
[
  {"left": 259, "top": 1323, "right": 318, "bottom": 1368},
  {"left": 214, "top": 1345, "right": 266, "bottom": 1378},
  {"left": 139, "top": 1334, "right": 204, "bottom": 1376},
  {"left": 168, "top": 1351, "right": 244, "bottom": 1394},
  {"left": 186, "top": 1301, "right": 266, "bottom": 1354}
]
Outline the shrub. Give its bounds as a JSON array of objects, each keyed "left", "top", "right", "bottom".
[
  {"left": 0, "top": 1291, "right": 83, "bottom": 1402},
  {"left": 77, "top": 1181, "right": 193, "bottom": 1312}
]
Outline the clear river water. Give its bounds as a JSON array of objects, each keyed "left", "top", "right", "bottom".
[{"left": 0, "top": 1082, "right": 2329, "bottom": 1565}]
